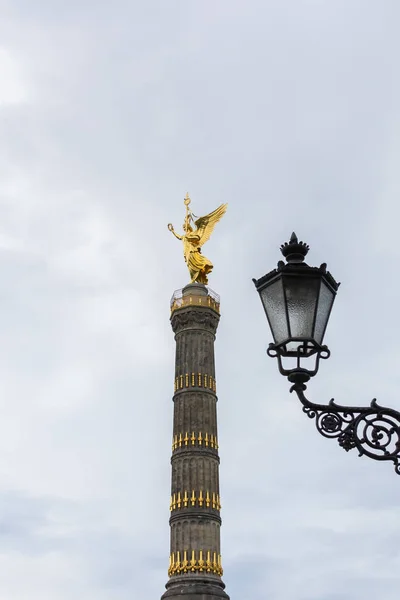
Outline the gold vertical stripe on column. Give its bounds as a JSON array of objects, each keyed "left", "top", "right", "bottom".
[
  {"left": 170, "top": 490, "right": 220, "bottom": 512},
  {"left": 172, "top": 432, "right": 218, "bottom": 451},
  {"left": 174, "top": 373, "right": 216, "bottom": 391},
  {"left": 168, "top": 550, "right": 223, "bottom": 576}
]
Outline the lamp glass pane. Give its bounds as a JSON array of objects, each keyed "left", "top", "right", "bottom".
[
  {"left": 314, "top": 280, "right": 334, "bottom": 344},
  {"left": 284, "top": 275, "right": 319, "bottom": 339},
  {"left": 260, "top": 278, "right": 288, "bottom": 344}
]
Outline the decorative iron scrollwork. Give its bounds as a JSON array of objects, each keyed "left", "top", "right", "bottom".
[{"left": 291, "top": 382, "right": 400, "bottom": 474}]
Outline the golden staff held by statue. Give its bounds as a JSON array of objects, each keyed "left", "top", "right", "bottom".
[{"left": 168, "top": 193, "right": 227, "bottom": 285}]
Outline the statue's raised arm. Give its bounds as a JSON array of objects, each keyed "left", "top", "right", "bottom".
[
  {"left": 167, "top": 223, "right": 183, "bottom": 241},
  {"left": 168, "top": 193, "right": 227, "bottom": 285}
]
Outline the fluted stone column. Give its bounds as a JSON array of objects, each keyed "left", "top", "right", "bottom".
[{"left": 161, "top": 283, "right": 229, "bottom": 600}]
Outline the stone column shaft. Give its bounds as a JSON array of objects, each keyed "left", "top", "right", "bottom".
[{"left": 161, "top": 283, "right": 229, "bottom": 600}]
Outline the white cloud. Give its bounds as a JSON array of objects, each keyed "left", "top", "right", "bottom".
[
  {"left": 0, "top": 47, "right": 28, "bottom": 106},
  {"left": 0, "top": 1, "right": 399, "bottom": 599}
]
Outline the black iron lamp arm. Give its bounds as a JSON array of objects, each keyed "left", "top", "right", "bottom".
[{"left": 290, "top": 382, "right": 400, "bottom": 475}]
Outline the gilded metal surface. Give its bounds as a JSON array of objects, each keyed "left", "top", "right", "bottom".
[
  {"left": 170, "top": 490, "right": 221, "bottom": 511},
  {"left": 172, "top": 432, "right": 219, "bottom": 451},
  {"left": 170, "top": 287, "right": 220, "bottom": 316},
  {"left": 174, "top": 373, "right": 216, "bottom": 393},
  {"left": 170, "top": 293, "right": 220, "bottom": 315},
  {"left": 168, "top": 550, "right": 223, "bottom": 577},
  {"left": 168, "top": 193, "right": 227, "bottom": 285}
]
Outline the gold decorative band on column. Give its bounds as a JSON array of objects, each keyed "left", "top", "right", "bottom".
[
  {"left": 168, "top": 550, "right": 223, "bottom": 577},
  {"left": 172, "top": 431, "right": 219, "bottom": 451},
  {"left": 170, "top": 490, "right": 221, "bottom": 511},
  {"left": 170, "top": 292, "right": 220, "bottom": 315},
  {"left": 174, "top": 373, "right": 216, "bottom": 393}
]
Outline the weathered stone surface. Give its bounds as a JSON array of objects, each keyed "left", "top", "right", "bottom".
[
  {"left": 161, "top": 580, "right": 229, "bottom": 600},
  {"left": 161, "top": 287, "right": 229, "bottom": 600},
  {"left": 173, "top": 392, "right": 218, "bottom": 435}
]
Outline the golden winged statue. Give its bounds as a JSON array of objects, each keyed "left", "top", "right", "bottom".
[{"left": 168, "top": 193, "right": 227, "bottom": 285}]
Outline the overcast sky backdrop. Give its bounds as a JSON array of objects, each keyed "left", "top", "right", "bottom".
[{"left": 1, "top": 1, "right": 400, "bottom": 599}]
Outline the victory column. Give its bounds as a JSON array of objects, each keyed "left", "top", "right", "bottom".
[{"left": 161, "top": 195, "right": 229, "bottom": 600}]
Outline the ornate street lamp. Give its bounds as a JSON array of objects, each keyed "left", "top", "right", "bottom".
[{"left": 253, "top": 233, "right": 400, "bottom": 475}]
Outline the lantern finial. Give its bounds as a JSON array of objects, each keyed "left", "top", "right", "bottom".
[{"left": 280, "top": 233, "right": 310, "bottom": 264}]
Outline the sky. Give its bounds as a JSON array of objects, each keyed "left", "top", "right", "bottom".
[{"left": 0, "top": 1, "right": 400, "bottom": 599}]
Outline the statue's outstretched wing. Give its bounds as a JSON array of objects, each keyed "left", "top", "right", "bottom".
[{"left": 195, "top": 203, "right": 227, "bottom": 247}]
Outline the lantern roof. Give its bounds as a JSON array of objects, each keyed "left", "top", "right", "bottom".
[{"left": 253, "top": 233, "right": 340, "bottom": 293}]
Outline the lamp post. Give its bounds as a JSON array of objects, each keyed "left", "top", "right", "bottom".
[{"left": 253, "top": 233, "right": 400, "bottom": 475}]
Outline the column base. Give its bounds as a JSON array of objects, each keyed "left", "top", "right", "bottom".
[{"left": 161, "top": 576, "right": 229, "bottom": 600}]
